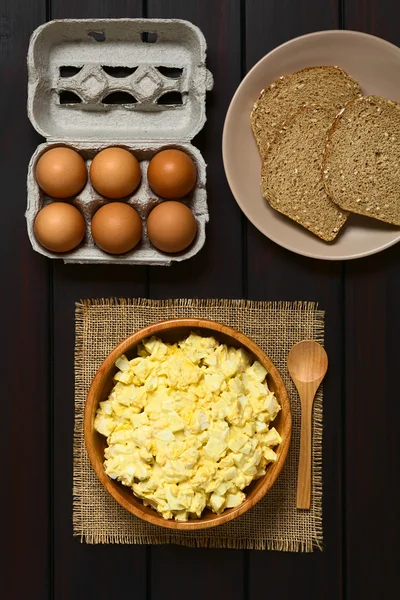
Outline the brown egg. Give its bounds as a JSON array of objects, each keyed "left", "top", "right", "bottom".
[
  {"left": 90, "top": 147, "right": 141, "bottom": 199},
  {"left": 147, "top": 149, "right": 197, "bottom": 199},
  {"left": 34, "top": 202, "right": 86, "bottom": 252},
  {"left": 91, "top": 203, "right": 142, "bottom": 254},
  {"left": 35, "top": 147, "right": 88, "bottom": 198},
  {"left": 147, "top": 201, "right": 197, "bottom": 253}
]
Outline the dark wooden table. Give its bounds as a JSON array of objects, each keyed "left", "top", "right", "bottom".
[{"left": 2, "top": 1, "right": 399, "bottom": 598}]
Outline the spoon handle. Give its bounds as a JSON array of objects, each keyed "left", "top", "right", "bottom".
[{"left": 296, "top": 398, "right": 313, "bottom": 509}]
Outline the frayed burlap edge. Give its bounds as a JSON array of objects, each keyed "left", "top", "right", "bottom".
[
  {"left": 74, "top": 298, "right": 324, "bottom": 551},
  {"left": 75, "top": 297, "right": 320, "bottom": 310}
]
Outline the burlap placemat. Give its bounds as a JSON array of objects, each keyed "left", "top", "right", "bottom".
[{"left": 74, "top": 299, "right": 324, "bottom": 551}]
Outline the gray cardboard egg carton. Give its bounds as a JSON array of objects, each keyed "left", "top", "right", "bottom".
[{"left": 26, "top": 19, "right": 213, "bottom": 265}]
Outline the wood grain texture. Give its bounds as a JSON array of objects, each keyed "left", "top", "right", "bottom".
[
  {"left": 48, "top": 2, "right": 148, "bottom": 599},
  {"left": 344, "top": 249, "right": 400, "bottom": 597},
  {"left": 0, "top": 0, "right": 50, "bottom": 598},
  {"left": 85, "top": 318, "right": 292, "bottom": 529},
  {"left": 245, "top": 1, "right": 344, "bottom": 599},
  {"left": 51, "top": 0, "right": 143, "bottom": 18},
  {"left": 345, "top": 0, "right": 400, "bottom": 45},
  {"left": 151, "top": 544, "right": 245, "bottom": 600},
  {"left": 344, "top": 2, "right": 400, "bottom": 596},
  {"left": 287, "top": 341, "right": 328, "bottom": 509}
]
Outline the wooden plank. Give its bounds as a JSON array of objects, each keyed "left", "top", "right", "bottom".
[
  {"left": 147, "top": 0, "right": 245, "bottom": 299},
  {"left": 51, "top": 1, "right": 143, "bottom": 18},
  {"left": 151, "top": 545, "right": 244, "bottom": 600},
  {"left": 344, "top": 1, "right": 400, "bottom": 596},
  {"left": 245, "top": 2, "right": 344, "bottom": 599},
  {"left": 345, "top": 0, "right": 399, "bottom": 45},
  {"left": 0, "top": 0, "right": 50, "bottom": 598},
  {"left": 344, "top": 247, "right": 400, "bottom": 597},
  {"left": 146, "top": 1, "right": 245, "bottom": 598},
  {"left": 49, "top": 2, "right": 148, "bottom": 599}
]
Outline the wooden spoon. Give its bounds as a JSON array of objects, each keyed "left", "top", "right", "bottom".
[{"left": 287, "top": 340, "right": 328, "bottom": 509}]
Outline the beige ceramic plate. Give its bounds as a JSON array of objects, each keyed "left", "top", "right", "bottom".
[{"left": 223, "top": 30, "right": 400, "bottom": 260}]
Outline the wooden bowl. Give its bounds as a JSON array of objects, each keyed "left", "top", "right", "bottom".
[{"left": 84, "top": 318, "right": 292, "bottom": 530}]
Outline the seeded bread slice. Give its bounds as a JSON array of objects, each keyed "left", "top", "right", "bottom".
[
  {"left": 261, "top": 105, "right": 348, "bottom": 241},
  {"left": 323, "top": 95, "right": 400, "bottom": 226},
  {"left": 251, "top": 66, "right": 362, "bottom": 156}
]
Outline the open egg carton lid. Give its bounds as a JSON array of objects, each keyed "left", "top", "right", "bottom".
[
  {"left": 27, "top": 18, "right": 214, "bottom": 142},
  {"left": 26, "top": 18, "right": 213, "bottom": 266}
]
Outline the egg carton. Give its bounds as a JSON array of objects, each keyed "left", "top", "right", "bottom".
[{"left": 26, "top": 18, "right": 213, "bottom": 265}]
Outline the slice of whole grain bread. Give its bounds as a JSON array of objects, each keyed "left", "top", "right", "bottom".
[
  {"left": 323, "top": 95, "right": 400, "bottom": 226},
  {"left": 261, "top": 105, "right": 348, "bottom": 241},
  {"left": 251, "top": 66, "right": 362, "bottom": 156}
]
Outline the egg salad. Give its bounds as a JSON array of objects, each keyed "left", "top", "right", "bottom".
[{"left": 94, "top": 333, "right": 282, "bottom": 521}]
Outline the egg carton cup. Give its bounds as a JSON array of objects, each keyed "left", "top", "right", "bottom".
[{"left": 26, "top": 18, "right": 213, "bottom": 265}]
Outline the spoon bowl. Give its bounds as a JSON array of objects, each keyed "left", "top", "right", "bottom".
[{"left": 287, "top": 340, "right": 328, "bottom": 384}]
